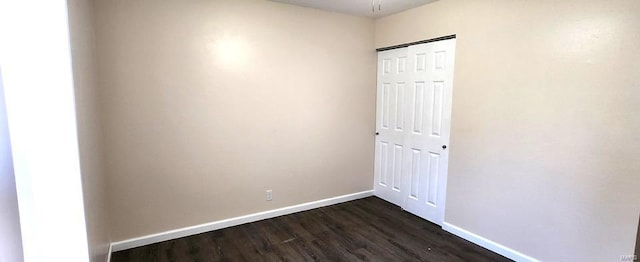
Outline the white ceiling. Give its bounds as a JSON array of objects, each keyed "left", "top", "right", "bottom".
[{"left": 269, "top": 0, "right": 438, "bottom": 19}]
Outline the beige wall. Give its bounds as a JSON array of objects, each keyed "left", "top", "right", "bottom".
[
  {"left": 68, "top": 0, "right": 111, "bottom": 261},
  {"left": 94, "top": 0, "right": 376, "bottom": 241},
  {"left": 0, "top": 70, "right": 24, "bottom": 262},
  {"left": 376, "top": 0, "right": 640, "bottom": 261}
]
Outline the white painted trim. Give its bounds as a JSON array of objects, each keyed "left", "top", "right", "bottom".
[
  {"left": 442, "top": 222, "right": 539, "bottom": 262},
  {"left": 111, "top": 190, "right": 373, "bottom": 252},
  {"left": 106, "top": 243, "right": 112, "bottom": 262}
]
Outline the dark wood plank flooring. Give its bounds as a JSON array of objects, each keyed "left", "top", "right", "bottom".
[
  {"left": 111, "top": 197, "right": 511, "bottom": 262},
  {"left": 635, "top": 216, "right": 639, "bottom": 260}
]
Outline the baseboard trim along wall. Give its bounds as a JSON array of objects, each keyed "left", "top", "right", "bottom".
[
  {"left": 110, "top": 190, "right": 374, "bottom": 252},
  {"left": 442, "top": 222, "right": 539, "bottom": 262}
]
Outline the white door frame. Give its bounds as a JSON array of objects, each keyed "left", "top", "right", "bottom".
[{"left": 0, "top": 1, "right": 90, "bottom": 260}]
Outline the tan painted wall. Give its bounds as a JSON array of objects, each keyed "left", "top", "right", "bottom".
[
  {"left": 376, "top": 0, "right": 640, "bottom": 261},
  {"left": 94, "top": 0, "right": 376, "bottom": 241},
  {"left": 67, "top": 0, "right": 111, "bottom": 261},
  {"left": 0, "top": 70, "right": 24, "bottom": 262}
]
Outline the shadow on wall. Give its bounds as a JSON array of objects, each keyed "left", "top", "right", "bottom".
[{"left": 0, "top": 68, "right": 24, "bottom": 262}]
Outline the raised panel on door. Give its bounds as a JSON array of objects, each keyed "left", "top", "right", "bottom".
[
  {"left": 401, "top": 39, "right": 456, "bottom": 226},
  {"left": 374, "top": 48, "right": 408, "bottom": 206}
]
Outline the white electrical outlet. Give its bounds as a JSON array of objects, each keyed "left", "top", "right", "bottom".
[{"left": 266, "top": 190, "right": 273, "bottom": 201}]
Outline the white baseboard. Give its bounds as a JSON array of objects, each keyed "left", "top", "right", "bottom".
[
  {"left": 106, "top": 243, "right": 112, "bottom": 262},
  {"left": 442, "top": 222, "right": 539, "bottom": 262},
  {"left": 110, "top": 190, "right": 373, "bottom": 252}
]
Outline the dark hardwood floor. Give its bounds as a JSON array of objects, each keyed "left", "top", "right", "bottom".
[
  {"left": 634, "top": 217, "right": 640, "bottom": 259},
  {"left": 111, "top": 197, "right": 511, "bottom": 262}
]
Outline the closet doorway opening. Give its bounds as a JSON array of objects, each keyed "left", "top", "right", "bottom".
[{"left": 373, "top": 36, "right": 456, "bottom": 226}]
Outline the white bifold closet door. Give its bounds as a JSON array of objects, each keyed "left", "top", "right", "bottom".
[{"left": 374, "top": 39, "right": 456, "bottom": 226}]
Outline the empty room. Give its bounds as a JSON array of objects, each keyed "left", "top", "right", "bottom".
[{"left": 0, "top": 0, "right": 639, "bottom": 261}]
